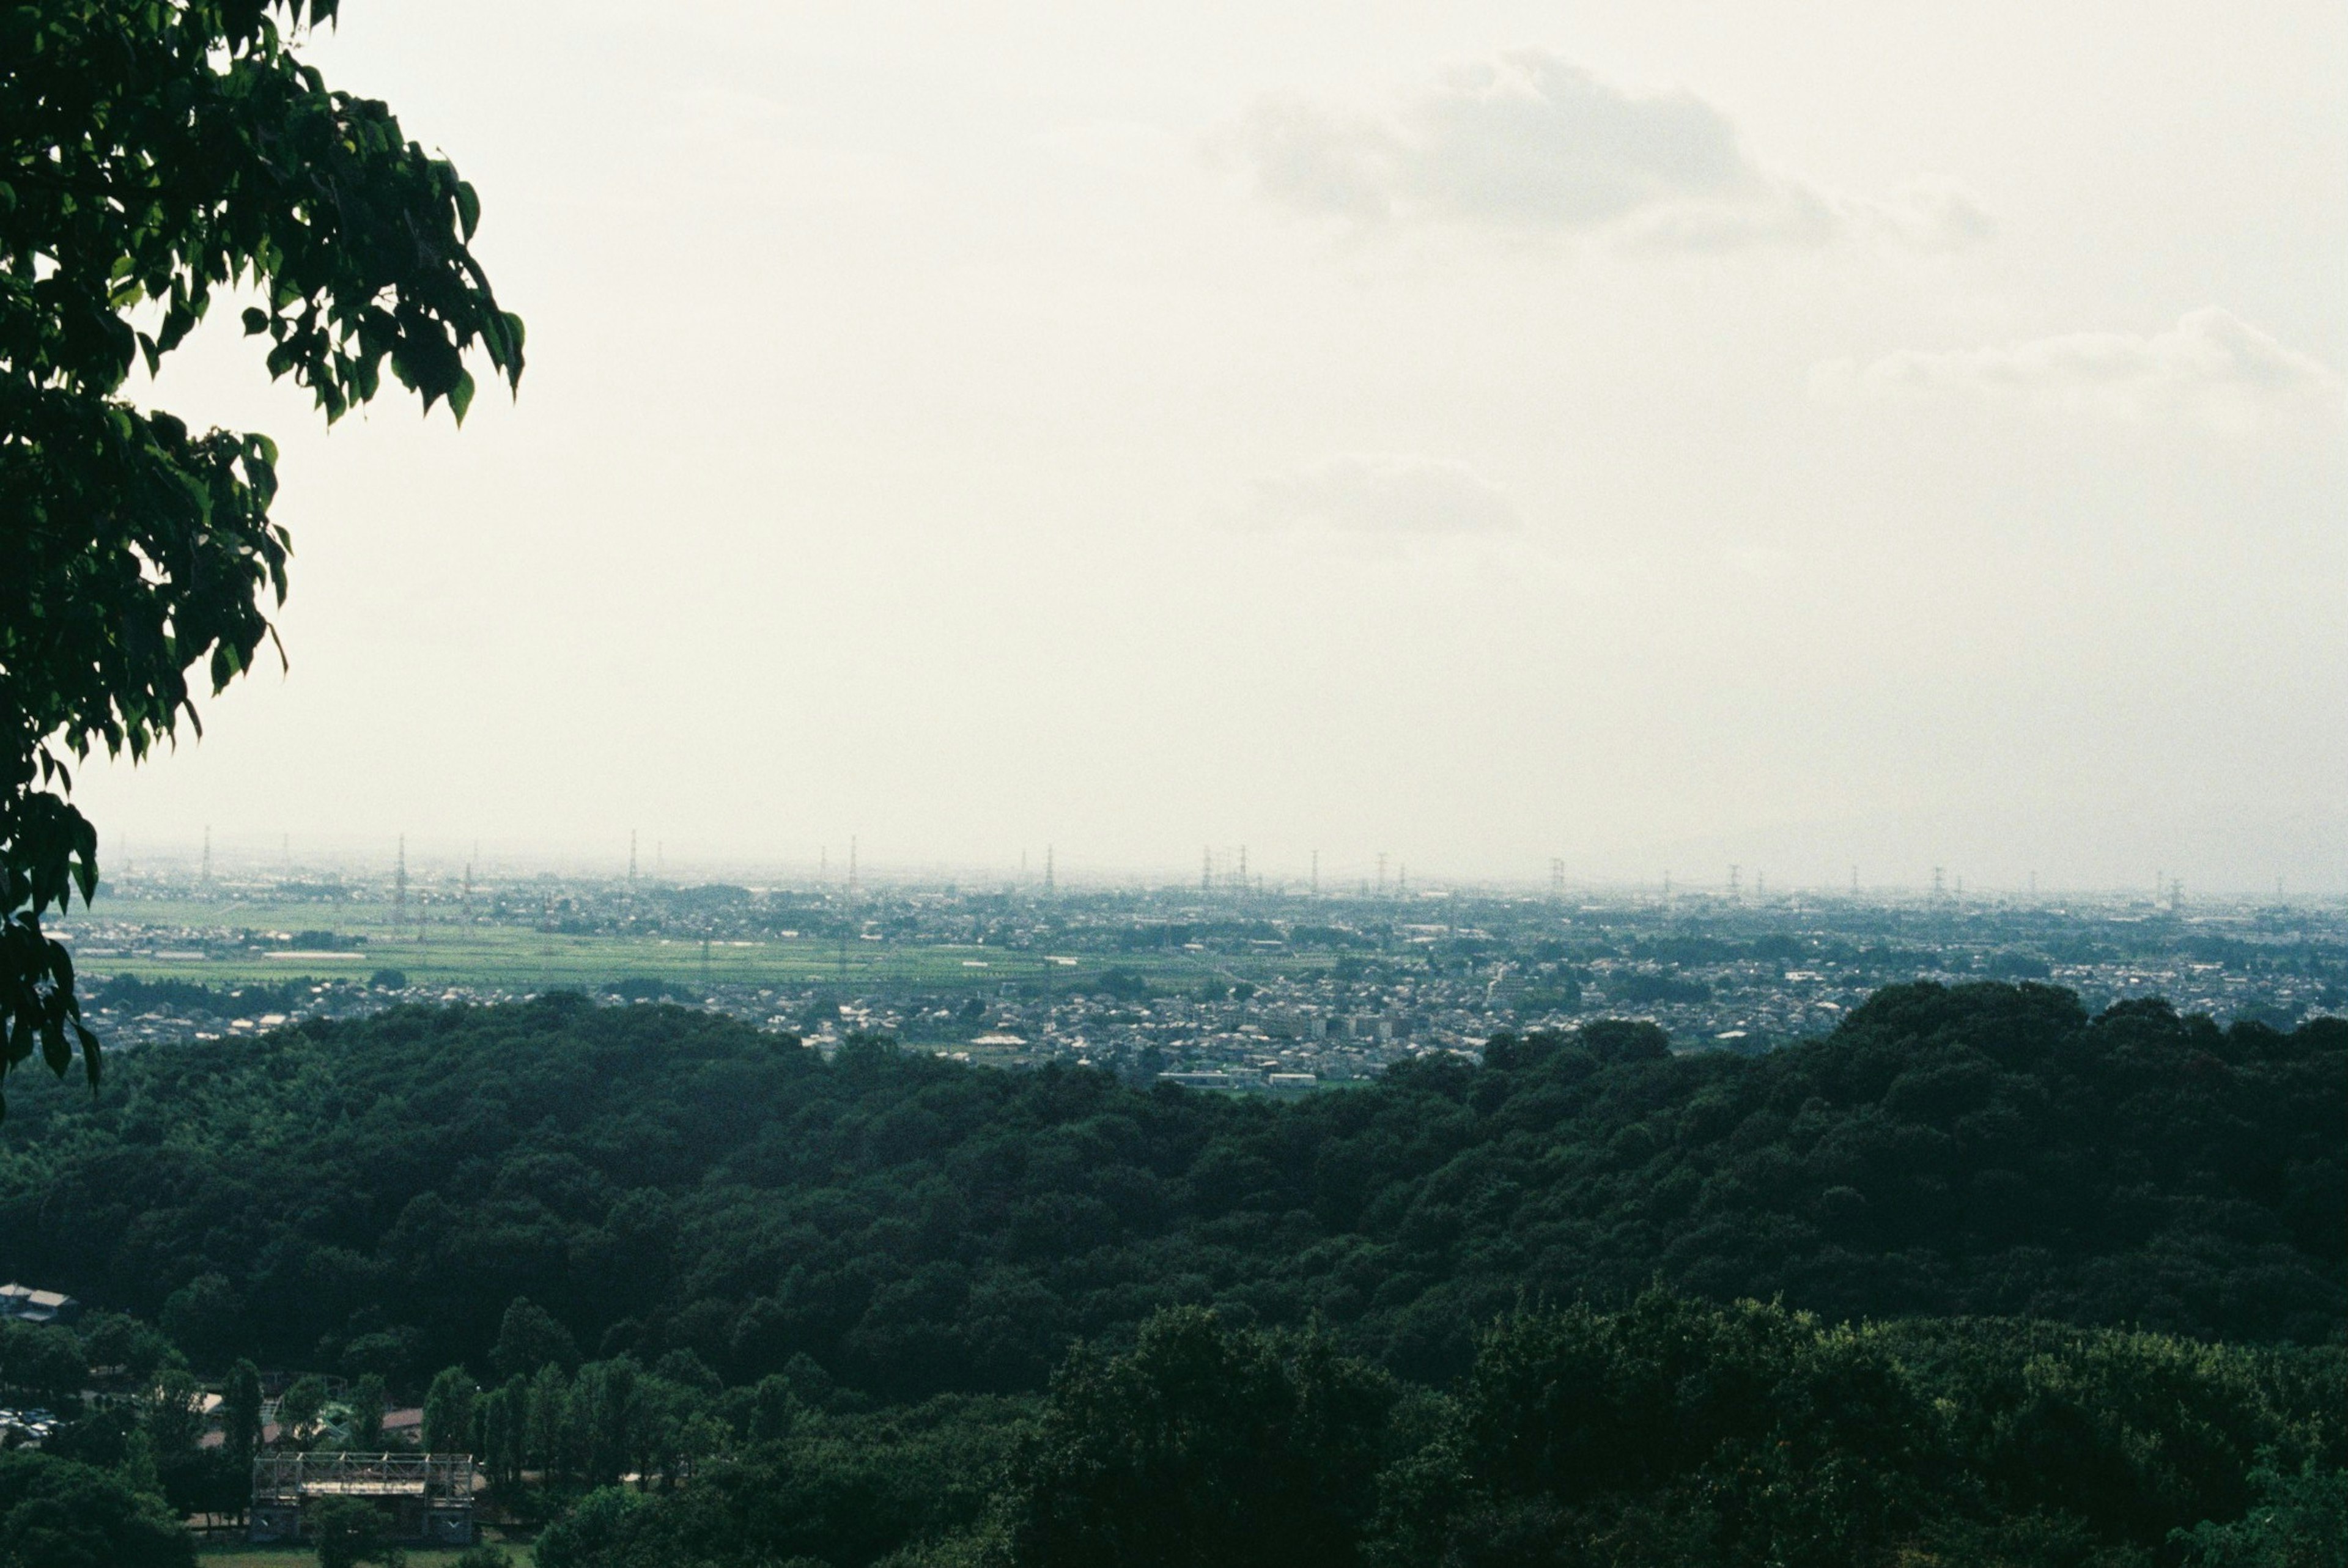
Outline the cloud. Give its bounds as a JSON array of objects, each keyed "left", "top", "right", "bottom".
[
  {"left": 1861, "top": 178, "right": 1998, "bottom": 252},
  {"left": 1811, "top": 308, "right": 2346, "bottom": 432},
  {"left": 1250, "top": 454, "right": 1521, "bottom": 535},
  {"left": 1224, "top": 51, "right": 1988, "bottom": 251}
]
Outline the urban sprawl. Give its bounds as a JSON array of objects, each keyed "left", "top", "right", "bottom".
[{"left": 57, "top": 861, "right": 2347, "bottom": 1088}]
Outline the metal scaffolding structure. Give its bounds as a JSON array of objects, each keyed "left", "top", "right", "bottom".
[{"left": 249, "top": 1451, "right": 474, "bottom": 1545}]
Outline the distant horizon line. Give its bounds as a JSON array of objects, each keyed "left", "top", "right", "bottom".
[{"left": 61, "top": 852, "right": 2344, "bottom": 908}]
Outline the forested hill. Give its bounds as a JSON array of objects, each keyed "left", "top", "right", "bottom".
[{"left": 0, "top": 982, "right": 2335, "bottom": 1394}]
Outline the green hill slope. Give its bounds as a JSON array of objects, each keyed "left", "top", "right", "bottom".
[{"left": 0, "top": 982, "right": 2335, "bottom": 1394}]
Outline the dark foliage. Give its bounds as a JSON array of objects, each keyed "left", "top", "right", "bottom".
[
  {"left": 1003, "top": 1307, "right": 1395, "bottom": 1567},
  {"left": 0, "top": 1449, "right": 193, "bottom": 1568},
  {"left": 1368, "top": 1295, "right": 2342, "bottom": 1568},
  {"left": 0, "top": 983, "right": 2333, "bottom": 1398},
  {"left": 528, "top": 1394, "right": 1025, "bottom": 1568},
  {"left": 531, "top": 1297, "right": 2342, "bottom": 1568},
  {"left": 92, "top": 974, "right": 311, "bottom": 1017}
]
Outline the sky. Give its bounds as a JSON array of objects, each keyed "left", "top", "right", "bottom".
[{"left": 74, "top": 0, "right": 2348, "bottom": 893}]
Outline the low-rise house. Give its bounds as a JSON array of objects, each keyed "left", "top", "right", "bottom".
[{"left": 0, "top": 1284, "right": 78, "bottom": 1326}]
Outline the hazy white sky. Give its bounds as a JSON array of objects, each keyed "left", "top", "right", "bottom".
[{"left": 77, "top": 1, "right": 2347, "bottom": 891}]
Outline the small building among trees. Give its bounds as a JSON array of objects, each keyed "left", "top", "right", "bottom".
[
  {"left": 0, "top": 1283, "right": 80, "bottom": 1325},
  {"left": 248, "top": 1451, "right": 475, "bottom": 1546}
]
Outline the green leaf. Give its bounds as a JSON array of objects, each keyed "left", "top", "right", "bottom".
[{"left": 73, "top": 1022, "right": 101, "bottom": 1089}]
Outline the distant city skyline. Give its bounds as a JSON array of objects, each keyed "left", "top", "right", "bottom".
[{"left": 80, "top": 830, "right": 2332, "bottom": 904}]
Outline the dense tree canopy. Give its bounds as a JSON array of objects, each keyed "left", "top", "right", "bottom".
[
  {"left": 454, "top": 1297, "right": 2343, "bottom": 1568},
  {"left": 0, "top": 981, "right": 2330, "bottom": 1565},
  {"left": 0, "top": 0, "right": 521, "bottom": 1102},
  {"left": 0, "top": 982, "right": 2333, "bottom": 1396},
  {"left": 0, "top": 1449, "right": 192, "bottom": 1568},
  {"left": 1003, "top": 1306, "right": 1395, "bottom": 1568}
]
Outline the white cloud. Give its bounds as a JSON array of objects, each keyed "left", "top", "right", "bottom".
[
  {"left": 1861, "top": 178, "right": 1998, "bottom": 252},
  {"left": 1812, "top": 308, "right": 2346, "bottom": 431},
  {"left": 1250, "top": 453, "right": 1521, "bottom": 535},
  {"left": 1224, "top": 50, "right": 1989, "bottom": 252}
]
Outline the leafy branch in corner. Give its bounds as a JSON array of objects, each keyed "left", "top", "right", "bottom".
[{"left": 0, "top": 0, "right": 523, "bottom": 1111}]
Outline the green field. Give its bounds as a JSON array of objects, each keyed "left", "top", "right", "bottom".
[{"left": 57, "top": 897, "right": 1302, "bottom": 998}]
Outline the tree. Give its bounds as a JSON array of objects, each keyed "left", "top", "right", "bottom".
[
  {"left": 141, "top": 1369, "right": 206, "bottom": 1462},
  {"left": 1003, "top": 1306, "right": 1396, "bottom": 1568},
  {"left": 532, "top": 1486, "right": 646, "bottom": 1568},
  {"left": 80, "top": 1313, "right": 180, "bottom": 1382},
  {"left": 348, "top": 1372, "right": 387, "bottom": 1450},
  {"left": 309, "top": 1495, "right": 404, "bottom": 1568},
  {"left": 159, "top": 1272, "right": 246, "bottom": 1363},
  {"left": 2174, "top": 1459, "right": 2348, "bottom": 1567},
  {"left": 524, "top": 1363, "right": 569, "bottom": 1482},
  {"left": 492, "top": 1298, "right": 578, "bottom": 1380},
  {"left": 422, "top": 1366, "right": 476, "bottom": 1456},
  {"left": 1576, "top": 1016, "right": 1672, "bottom": 1062},
  {"left": 746, "top": 1374, "right": 797, "bottom": 1446},
  {"left": 0, "top": 1320, "right": 86, "bottom": 1406},
  {"left": 277, "top": 1374, "right": 328, "bottom": 1449},
  {"left": 0, "top": 0, "right": 523, "bottom": 1104},
  {"left": 567, "top": 1358, "right": 638, "bottom": 1489},
  {"left": 222, "top": 1360, "right": 264, "bottom": 1470},
  {"left": 1376, "top": 1292, "right": 1943, "bottom": 1568},
  {"left": 0, "top": 1449, "right": 193, "bottom": 1568},
  {"left": 477, "top": 1375, "right": 527, "bottom": 1489}
]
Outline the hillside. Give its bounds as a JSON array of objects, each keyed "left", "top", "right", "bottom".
[{"left": 0, "top": 982, "right": 2335, "bottom": 1396}]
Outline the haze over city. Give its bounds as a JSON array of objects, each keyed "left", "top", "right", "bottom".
[{"left": 59, "top": 0, "right": 2344, "bottom": 893}]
